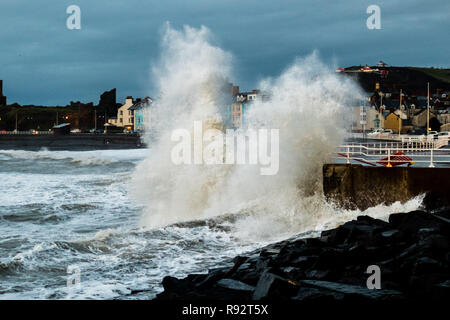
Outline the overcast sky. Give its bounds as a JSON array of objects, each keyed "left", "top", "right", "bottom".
[{"left": 0, "top": 0, "right": 449, "bottom": 105}]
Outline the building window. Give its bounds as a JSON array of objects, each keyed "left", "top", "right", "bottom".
[
  {"left": 120, "top": 111, "right": 123, "bottom": 116},
  {"left": 120, "top": 118, "right": 123, "bottom": 123}
]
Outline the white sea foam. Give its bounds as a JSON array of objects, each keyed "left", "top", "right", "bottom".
[
  {"left": 0, "top": 149, "right": 147, "bottom": 165},
  {"left": 131, "top": 25, "right": 370, "bottom": 238},
  {"left": 232, "top": 195, "right": 424, "bottom": 243}
]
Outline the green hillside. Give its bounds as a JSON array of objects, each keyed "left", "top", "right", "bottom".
[{"left": 408, "top": 67, "right": 450, "bottom": 84}]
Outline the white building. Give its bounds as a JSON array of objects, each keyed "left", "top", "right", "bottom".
[
  {"left": 108, "top": 96, "right": 135, "bottom": 130},
  {"left": 352, "top": 105, "right": 385, "bottom": 131}
]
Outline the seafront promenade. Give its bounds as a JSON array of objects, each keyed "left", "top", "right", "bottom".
[
  {"left": 338, "top": 135, "right": 450, "bottom": 167},
  {"left": 0, "top": 132, "right": 143, "bottom": 150}
]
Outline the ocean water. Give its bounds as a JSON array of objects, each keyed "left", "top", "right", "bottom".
[
  {"left": 0, "top": 148, "right": 267, "bottom": 299},
  {"left": 0, "top": 148, "right": 424, "bottom": 300}
]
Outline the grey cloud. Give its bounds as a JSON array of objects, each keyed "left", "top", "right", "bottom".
[{"left": 0, "top": 0, "right": 448, "bottom": 105}]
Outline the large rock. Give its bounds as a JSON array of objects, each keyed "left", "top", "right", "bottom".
[
  {"left": 389, "top": 211, "right": 449, "bottom": 234},
  {"left": 253, "top": 272, "right": 299, "bottom": 300},
  {"left": 156, "top": 210, "right": 450, "bottom": 301},
  {"left": 422, "top": 192, "right": 450, "bottom": 212},
  {"left": 217, "top": 278, "right": 255, "bottom": 292},
  {"left": 298, "top": 280, "right": 404, "bottom": 301}
]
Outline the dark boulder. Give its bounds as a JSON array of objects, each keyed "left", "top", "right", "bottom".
[
  {"left": 389, "top": 211, "right": 449, "bottom": 234},
  {"left": 299, "top": 280, "right": 404, "bottom": 301},
  {"left": 216, "top": 278, "right": 255, "bottom": 292},
  {"left": 156, "top": 210, "right": 449, "bottom": 301},
  {"left": 292, "top": 287, "right": 345, "bottom": 301},
  {"left": 253, "top": 272, "right": 299, "bottom": 300},
  {"left": 422, "top": 192, "right": 450, "bottom": 212}
]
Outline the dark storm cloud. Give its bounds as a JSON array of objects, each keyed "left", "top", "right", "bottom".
[{"left": 0, "top": 0, "right": 448, "bottom": 105}]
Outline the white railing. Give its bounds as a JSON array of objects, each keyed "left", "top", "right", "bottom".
[
  {"left": 335, "top": 144, "right": 450, "bottom": 168},
  {"left": 401, "top": 136, "right": 449, "bottom": 149},
  {"left": 349, "top": 133, "right": 449, "bottom": 149}
]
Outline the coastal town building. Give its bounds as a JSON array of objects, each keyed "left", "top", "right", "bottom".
[
  {"left": 231, "top": 92, "right": 247, "bottom": 128},
  {"left": 0, "top": 80, "right": 7, "bottom": 106},
  {"left": 352, "top": 105, "right": 384, "bottom": 131},
  {"left": 107, "top": 96, "right": 152, "bottom": 132},
  {"left": 231, "top": 89, "right": 269, "bottom": 128},
  {"left": 98, "top": 88, "right": 118, "bottom": 120},
  {"left": 438, "top": 111, "right": 450, "bottom": 126},
  {"left": 411, "top": 109, "right": 437, "bottom": 128},
  {"left": 130, "top": 97, "right": 152, "bottom": 132},
  {"left": 109, "top": 96, "right": 134, "bottom": 131},
  {"left": 384, "top": 112, "right": 403, "bottom": 134}
]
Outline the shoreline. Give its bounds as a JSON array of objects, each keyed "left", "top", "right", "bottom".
[{"left": 154, "top": 201, "right": 450, "bottom": 302}]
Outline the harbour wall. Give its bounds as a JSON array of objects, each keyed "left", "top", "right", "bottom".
[
  {"left": 323, "top": 164, "right": 450, "bottom": 211},
  {"left": 0, "top": 134, "right": 144, "bottom": 150}
]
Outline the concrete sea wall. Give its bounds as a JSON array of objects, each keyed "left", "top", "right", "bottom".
[
  {"left": 323, "top": 164, "right": 450, "bottom": 210},
  {"left": 0, "top": 134, "right": 144, "bottom": 150}
]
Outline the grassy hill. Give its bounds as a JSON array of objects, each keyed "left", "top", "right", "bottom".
[
  {"left": 408, "top": 67, "right": 450, "bottom": 84},
  {"left": 342, "top": 66, "right": 450, "bottom": 94}
]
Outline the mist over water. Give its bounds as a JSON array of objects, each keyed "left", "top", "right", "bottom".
[{"left": 131, "top": 25, "right": 365, "bottom": 240}]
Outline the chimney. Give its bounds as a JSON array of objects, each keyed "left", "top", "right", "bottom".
[{"left": 231, "top": 86, "right": 239, "bottom": 96}]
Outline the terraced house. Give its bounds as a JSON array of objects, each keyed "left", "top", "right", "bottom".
[{"left": 130, "top": 97, "right": 152, "bottom": 132}]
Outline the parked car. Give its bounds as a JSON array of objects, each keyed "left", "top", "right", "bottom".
[
  {"left": 367, "top": 129, "right": 384, "bottom": 136},
  {"left": 437, "top": 131, "right": 449, "bottom": 137},
  {"left": 427, "top": 130, "right": 439, "bottom": 139},
  {"left": 382, "top": 129, "right": 393, "bottom": 134}
]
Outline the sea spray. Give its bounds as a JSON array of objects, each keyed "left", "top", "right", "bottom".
[
  {"left": 131, "top": 24, "right": 364, "bottom": 236},
  {"left": 131, "top": 24, "right": 234, "bottom": 227}
]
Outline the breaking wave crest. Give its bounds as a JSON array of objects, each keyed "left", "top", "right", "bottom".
[{"left": 131, "top": 24, "right": 420, "bottom": 242}]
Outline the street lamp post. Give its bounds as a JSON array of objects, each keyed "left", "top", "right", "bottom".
[
  {"left": 427, "top": 82, "right": 430, "bottom": 136},
  {"left": 398, "top": 89, "right": 402, "bottom": 137}
]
